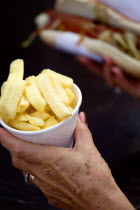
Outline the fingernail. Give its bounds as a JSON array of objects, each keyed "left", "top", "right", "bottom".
[
  {"left": 79, "top": 112, "right": 87, "bottom": 123},
  {"left": 103, "top": 55, "right": 113, "bottom": 66},
  {"left": 111, "top": 67, "right": 122, "bottom": 77},
  {"left": 77, "top": 56, "right": 88, "bottom": 64}
]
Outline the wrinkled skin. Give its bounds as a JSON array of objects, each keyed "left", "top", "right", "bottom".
[
  {"left": 76, "top": 55, "right": 140, "bottom": 98},
  {"left": 0, "top": 113, "right": 134, "bottom": 209}
]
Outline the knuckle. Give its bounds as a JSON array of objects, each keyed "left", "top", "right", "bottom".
[
  {"left": 48, "top": 198, "right": 57, "bottom": 207},
  {"left": 12, "top": 156, "right": 20, "bottom": 168},
  {"left": 78, "top": 123, "right": 88, "bottom": 132},
  {"left": 81, "top": 125, "right": 92, "bottom": 137},
  {"left": 13, "top": 142, "right": 25, "bottom": 158},
  {"left": 47, "top": 197, "right": 61, "bottom": 209}
]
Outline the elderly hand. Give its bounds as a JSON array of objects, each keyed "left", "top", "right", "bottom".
[
  {"left": 0, "top": 113, "right": 134, "bottom": 210},
  {"left": 76, "top": 56, "right": 140, "bottom": 98}
]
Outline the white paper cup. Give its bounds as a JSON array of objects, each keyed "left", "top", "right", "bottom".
[{"left": 0, "top": 84, "right": 82, "bottom": 148}]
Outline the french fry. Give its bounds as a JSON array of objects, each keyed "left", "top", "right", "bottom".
[
  {"left": 9, "top": 120, "right": 40, "bottom": 131},
  {"left": 25, "top": 76, "right": 36, "bottom": 84},
  {"left": 36, "top": 74, "right": 72, "bottom": 120},
  {"left": 0, "top": 60, "right": 24, "bottom": 119},
  {"left": 30, "top": 111, "right": 50, "bottom": 120},
  {"left": 15, "top": 112, "right": 27, "bottom": 122},
  {"left": 0, "top": 97, "right": 8, "bottom": 121},
  {"left": 26, "top": 114, "right": 45, "bottom": 127},
  {"left": 5, "top": 80, "right": 26, "bottom": 120},
  {"left": 1, "top": 82, "right": 7, "bottom": 96},
  {"left": 45, "top": 104, "right": 52, "bottom": 113},
  {"left": 26, "top": 105, "right": 36, "bottom": 114},
  {"left": 0, "top": 59, "right": 76, "bottom": 132},
  {"left": 67, "top": 106, "right": 74, "bottom": 113},
  {"left": 42, "top": 69, "right": 73, "bottom": 88},
  {"left": 51, "top": 78, "right": 70, "bottom": 105},
  {"left": 65, "top": 88, "right": 74, "bottom": 104},
  {"left": 17, "top": 94, "right": 30, "bottom": 113},
  {"left": 43, "top": 116, "right": 58, "bottom": 129},
  {"left": 25, "top": 82, "right": 46, "bottom": 112},
  {"left": 8, "top": 59, "right": 24, "bottom": 81}
]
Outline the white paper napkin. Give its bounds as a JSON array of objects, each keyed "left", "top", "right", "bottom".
[{"left": 101, "top": 0, "right": 140, "bottom": 22}]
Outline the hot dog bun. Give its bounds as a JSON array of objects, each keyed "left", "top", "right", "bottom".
[
  {"left": 40, "top": 30, "right": 140, "bottom": 78},
  {"left": 55, "top": 0, "right": 140, "bottom": 35}
]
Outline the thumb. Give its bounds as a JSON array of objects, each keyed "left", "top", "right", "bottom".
[{"left": 74, "top": 112, "right": 95, "bottom": 151}]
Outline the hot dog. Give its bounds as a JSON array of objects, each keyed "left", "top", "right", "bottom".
[{"left": 24, "top": 0, "right": 140, "bottom": 78}]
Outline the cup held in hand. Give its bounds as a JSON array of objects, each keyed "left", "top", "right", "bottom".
[{"left": 0, "top": 84, "right": 82, "bottom": 148}]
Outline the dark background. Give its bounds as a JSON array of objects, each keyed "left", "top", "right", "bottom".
[{"left": 0, "top": 0, "right": 140, "bottom": 209}]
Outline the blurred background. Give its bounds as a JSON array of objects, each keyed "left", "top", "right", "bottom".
[{"left": 0, "top": 0, "right": 140, "bottom": 209}]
